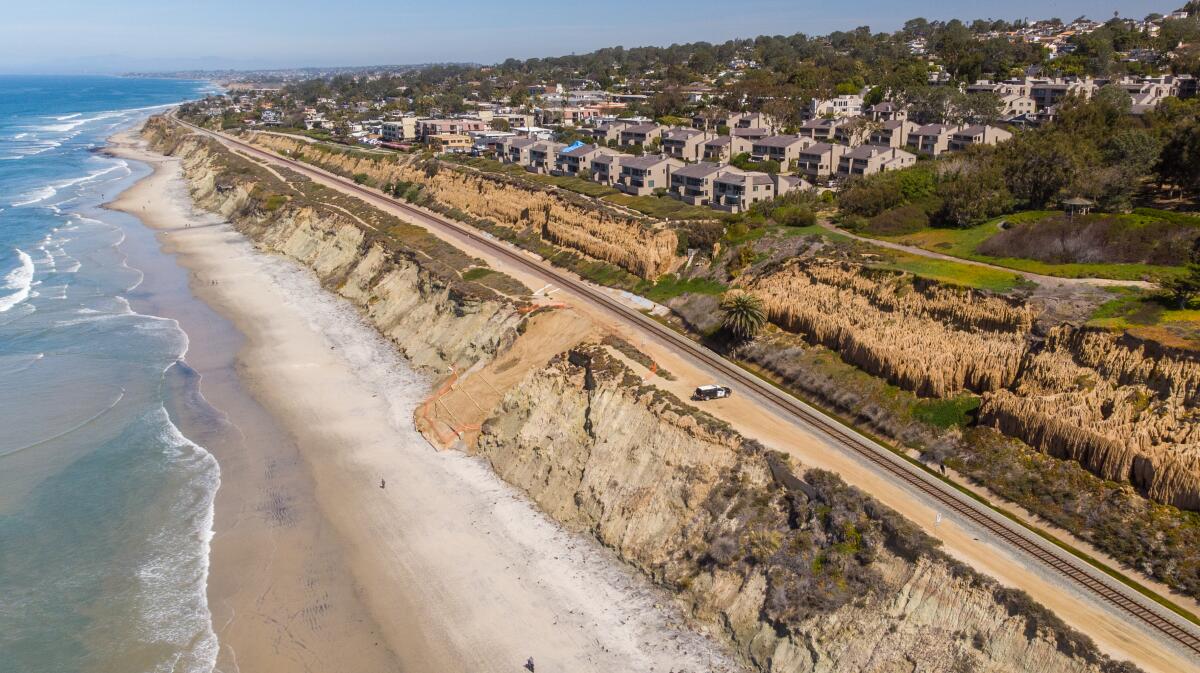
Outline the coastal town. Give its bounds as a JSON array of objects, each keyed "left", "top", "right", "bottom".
[
  {"left": 7, "top": 4, "right": 1200, "bottom": 673},
  {"left": 183, "top": 9, "right": 1200, "bottom": 217}
]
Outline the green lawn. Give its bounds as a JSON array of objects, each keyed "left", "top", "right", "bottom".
[
  {"left": 863, "top": 210, "right": 1189, "bottom": 282},
  {"left": 1087, "top": 288, "right": 1200, "bottom": 349},
  {"left": 635, "top": 274, "right": 727, "bottom": 302},
  {"left": 874, "top": 252, "right": 1030, "bottom": 293}
]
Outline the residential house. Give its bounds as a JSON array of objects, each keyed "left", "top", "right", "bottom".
[
  {"left": 502, "top": 137, "right": 539, "bottom": 165},
  {"left": 417, "top": 118, "right": 488, "bottom": 140},
  {"left": 775, "top": 174, "right": 813, "bottom": 197},
  {"left": 750, "top": 135, "right": 813, "bottom": 168},
  {"left": 808, "top": 94, "right": 864, "bottom": 119},
  {"left": 429, "top": 133, "right": 472, "bottom": 153},
  {"left": 833, "top": 120, "right": 889, "bottom": 147},
  {"left": 712, "top": 169, "right": 776, "bottom": 212},
  {"left": 661, "top": 128, "right": 708, "bottom": 161},
  {"left": 554, "top": 144, "right": 622, "bottom": 178},
  {"left": 910, "top": 124, "right": 961, "bottom": 156},
  {"left": 618, "top": 123, "right": 664, "bottom": 147},
  {"left": 730, "top": 112, "right": 778, "bottom": 131},
  {"left": 538, "top": 106, "right": 600, "bottom": 126},
  {"left": 589, "top": 151, "right": 632, "bottom": 186},
  {"left": 669, "top": 162, "right": 726, "bottom": 205},
  {"left": 730, "top": 126, "right": 772, "bottom": 142},
  {"left": 615, "top": 155, "right": 682, "bottom": 196},
  {"left": 701, "top": 135, "right": 754, "bottom": 162},
  {"left": 868, "top": 120, "right": 917, "bottom": 148},
  {"left": 836, "top": 145, "right": 917, "bottom": 178},
  {"left": 795, "top": 142, "right": 848, "bottom": 181},
  {"left": 381, "top": 118, "right": 418, "bottom": 142},
  {"left": 798, "top": 117, "right": 848, "bottom": 142},
  {"left": 527, "top": 141, "right": 566, "bottom": 174},
  {"left": 865, "top": 102, "right": 907, "bottom": 122},
  {"left": 1029, "top": 77, "right": 1099, "bottom": 109},
  {"left": 999, "top": 93, "right": 1037, "bottom": 116},
  {"left": 948, "top": 125, "right": 1013, "bottom": 150},
  {"left": 586, "top": 121, "right": 628, "bottom": 144},
  {"left": 496, "top": 112, "right": 536, "bottom": 129}
]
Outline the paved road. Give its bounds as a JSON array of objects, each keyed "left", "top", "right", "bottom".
[
  {"left": 166, "top": 116, "right": 1200, "bottom": 667},
  {"left": 818, "top": 221, "right": 1157, "bottom": 289}
]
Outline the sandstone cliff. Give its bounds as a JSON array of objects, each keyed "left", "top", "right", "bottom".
[
  {"left": 148, "top": 118, "right": 1142, "bottom": 672},
  {"left": 980, "top": 326, "right": 1200, "bottom": 510},
  {"left": 144, "top": 118, "right": 524, "bottom": 372},
  {"left": 742, "top": 259, "right": 1035, "bottom": 398},
  {"left": 740, "top": 257, "right": 1200, "bottom": 510},
  {"left": 474, "top": 345, "right": 1132, "bottom": 673},
  {"left": 245, "top": 132, "right": 681, "bottom": 279}
]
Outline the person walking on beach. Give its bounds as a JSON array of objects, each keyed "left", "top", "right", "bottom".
[
  {"left": 380, "top": 478, "right": 386, "bottom": 489},
  {"left": 524, "top": 657, "right": 535, "bottom": 672}
]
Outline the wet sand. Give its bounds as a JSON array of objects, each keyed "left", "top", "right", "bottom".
[{"left": 106, "top": 130, "right": 740, "bottom": 673}]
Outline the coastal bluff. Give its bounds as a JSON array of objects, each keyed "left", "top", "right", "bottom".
[
  {"left": 740, "top": 258, "right": 1200, "bottom": 511},
  {"left": 144, "top": 117, "right": 524, "bottom": 373},
  {"left": 143, "top": 117, "right": 1140, "bottom": 673},
  {"left": 474, "top": 346, "right": 1136, "bottom": 673}
]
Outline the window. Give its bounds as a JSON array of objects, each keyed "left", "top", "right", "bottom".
[{"left": 648, "top": 180, "right": 654, "bottom": 187}]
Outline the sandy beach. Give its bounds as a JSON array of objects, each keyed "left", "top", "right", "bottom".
[{"left": 105, "top": 130, "right": 740, "bottom": 673}]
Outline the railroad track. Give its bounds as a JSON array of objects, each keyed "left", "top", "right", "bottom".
[{"left": 170, "top": 116, "right": 1200, "bottom": 658}]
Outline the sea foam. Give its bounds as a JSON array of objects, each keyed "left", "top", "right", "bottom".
[{"left": 0, "top": 249, "right": 35, "bottom": 313}]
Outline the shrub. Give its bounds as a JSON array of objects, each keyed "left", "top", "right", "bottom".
[
  {"left": 864, "top": 203, "right": 931, "bottom": 235},
  {"left": 773, "top": 205, "right": 817, "bottom": 227}
]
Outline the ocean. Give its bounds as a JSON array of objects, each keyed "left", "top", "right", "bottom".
[{"left": 0, "top": 76, "right": 222, "bottom": 673}]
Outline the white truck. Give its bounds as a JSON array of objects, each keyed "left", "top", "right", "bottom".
[{"left": 692, "top": 384, "right": 732, "bottom": 401}]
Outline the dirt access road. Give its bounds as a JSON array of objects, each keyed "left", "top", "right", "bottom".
[
  {"left": 167, "top": 115, "right": 1200, "bottom": 673},
  {"left": 817, "top": 220, "right": 1157, "bottom": 289}
]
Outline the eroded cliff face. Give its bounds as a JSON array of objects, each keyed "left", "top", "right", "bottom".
[
  {"left": 246, "top": 132, "right": 681, "bottom": 279},
  {"left": 741, "top": 258, "right": 1200, "bottom": 510},
  {"left": 742, "top": 259, "right": 1035, "bottom": 398},
  {"left": 144, "top": 118, "right": 523, "bottom": 372},
  {"left": 980, "top": 326, "right": 1200, "bottom": 510},
  {"left": 474, "top": 346, "right": 1128, "bottom": 673},
  {"left": 147, "top": 119, "right": 1141, "bottom": 672}
]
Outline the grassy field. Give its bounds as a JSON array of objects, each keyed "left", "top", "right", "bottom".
[
  {"left": 864, "top": 210, "right": 1192, "bottom": 282},
  {"left": 873, "top": 252, "right": 1030, "bottom": 292},
  {"left": 1087, "top": 288, "right": 1200, "bottom": 349},
  {"left": 635, "top": 274, "right": 727, "bottom": 302}
]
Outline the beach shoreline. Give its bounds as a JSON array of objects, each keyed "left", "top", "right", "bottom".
[{"left": 105, "top": 128, "right": 741, "bottom": 673}]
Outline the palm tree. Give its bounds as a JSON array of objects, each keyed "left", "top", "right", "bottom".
[{"left": 720, "top": 292, "right": 767, "bottom": 340}]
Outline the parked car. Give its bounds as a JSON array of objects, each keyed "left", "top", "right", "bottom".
[{"left": 692, "top": 384, "right": 732, "bottom": 401}]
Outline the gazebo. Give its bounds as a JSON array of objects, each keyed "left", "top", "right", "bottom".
[{"left": 1062, "top": 197, "right": 1096, "bottom": 218}]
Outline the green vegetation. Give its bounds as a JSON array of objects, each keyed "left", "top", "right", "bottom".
[
  {"left": 599, "top": 334, "right": 676, "bottom": 380},
  {"left": 853, "top": 209, "right": 1200, "bottom": 282},
  {"left": 601, "top": 192, "right": 722, "bottom": 220},
  {"left": 635, "top": 274, "right": 726, "bottom": 302},
  {"left": 721, "top": 325, "right": 1200, "bottom": 610},
  {"left": 874, "top": 251, "right": 1027, "bottom": 293},
  {"left": 910, "top": 395, "right": 981, "bottom": 429},
  {"left": 719, "top": 292, "right": 767, "bottom": 339},
  {"left": 461, "top": 266, "right": 494, "bottom": 281}
]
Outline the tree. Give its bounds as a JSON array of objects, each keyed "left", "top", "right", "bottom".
[
  {"left": 1161, "top": 242, "right": 1200, "bottom": 309},
  {"left": 935, "top": 163, "right": 1013, "bottom": 227},
  {"left": 1156, "top": 117, "right": 1200, "bottom": 196},
  {"left": 720, "top": 292, "right": 767, "bottom": 340},
  {"left": 1000, "top": 133, "right": 1083, "bottom": 208}
]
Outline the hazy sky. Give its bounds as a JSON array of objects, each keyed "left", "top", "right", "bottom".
[{"left": 0, "top": 0, "right": 1177, "bottom": 74}]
